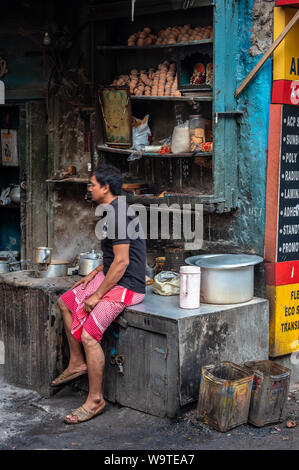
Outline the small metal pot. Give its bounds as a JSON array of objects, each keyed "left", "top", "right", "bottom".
[
  {"left": 37, "top": 260, "right": 68, "bottom": 278},
  {"left": 79, "top": 250, "right": 103, "bottom": 276},
  {"left": 0, "top": 259, "right": 10, "bottom": 273},
  {"left": 185, "top": 254, "right": 263, "bottom": 304},
  {"left": 10, "top": 185, "right": 20, "bottom": 204},
  {"left": 35, "top": 247, "right": 53, "bottom": 264}
]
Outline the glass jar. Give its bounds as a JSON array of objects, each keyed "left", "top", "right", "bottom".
[
  {"left": 189, "top": 114, "right": 206, "bottom": 151},
  {"left": 155, "top": 256, "right": 166, "bottom": 274}
]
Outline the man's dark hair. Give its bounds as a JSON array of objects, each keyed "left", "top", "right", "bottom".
[{"left": 93, "top": 164, "right": 123, "bottom": 195}]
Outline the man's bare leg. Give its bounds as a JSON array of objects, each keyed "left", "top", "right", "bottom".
[
  {"left": 51, "top": 299, "right": 87, "bottom": 385},
  {"left": 64, "top": 329, "right": 106, "bottom": 422}
]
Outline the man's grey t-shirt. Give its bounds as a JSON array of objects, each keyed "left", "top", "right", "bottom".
[{"left": 100, "top": 197, "right": 146, "bottom": 294}]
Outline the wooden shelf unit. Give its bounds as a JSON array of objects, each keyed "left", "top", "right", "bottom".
[
  {"left": 130, "top": 95, "right": 212, "bottom": 102},
  {"left": 93, "top": 0, "right": 240, "bottom": 213},
  {"left": 97, "top": 145, "right": 212, "bottom": 159},
  {"left": 96, "top": 38, "right": 213, "bottom": 51}
]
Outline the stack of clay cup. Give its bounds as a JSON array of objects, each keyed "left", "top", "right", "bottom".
[
  {"left": 127, "top": 27, "right": 156, "bottom": 46},
  {"left": 110, "top": 61, "right": 181, "bottom": 97},
  {"left": 127, "top": 25, "right": 213, "bottom": 46}
]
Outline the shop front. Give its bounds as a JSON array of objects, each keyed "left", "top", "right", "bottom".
[{"left": 0, "top": 0, "right": 278, "bottom": 417}]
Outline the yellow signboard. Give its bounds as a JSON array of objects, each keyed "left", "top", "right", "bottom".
[
  {"left": 273, "top": 7, "right": 299, "bottom": 81},
  {"left": 267, "top": 283, "right": 299, "bottom": 356}
]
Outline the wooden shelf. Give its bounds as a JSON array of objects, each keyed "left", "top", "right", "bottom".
[
  {"left": 90, "top": 0, "right": 214, "bottom": 20},
  {"left": 127, "top": 193, "right": 224, "bottom": 211},
  {"left": 97, "top": 145, "right": 212, "bottom": 159},
  {"left": 131, "top": 94, "right": 212, "bottom": 102},
  {"left": 0, "top": 203, "right": 20, "bottom": 210},
  {"left": 96, "top": 39, "right": 213, "bottom": 51},
  {"left": 46, "top": 177, "right": 89, "bottom": 184}
]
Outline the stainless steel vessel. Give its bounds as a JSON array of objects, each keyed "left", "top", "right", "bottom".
[
  {"left": 0, "top": 259, "right": 10, "bottom": 273},
  {"left": 79, "top": 250, "right": 103, "bottom": 276},
  {"left": 0, "top": 251, "right": 20, "bottom": 273},
  {"left": 184, "top": 254, "right": 263, "bottom": 304},
  {"left": 37, "top": 260, "right": 68, "bottom": 278},
  {"left": 34, "top": 247, "right": 53, "bottom": 264},
  {"left": 10, "top": 185, "right": 20, "bottom": 204}
]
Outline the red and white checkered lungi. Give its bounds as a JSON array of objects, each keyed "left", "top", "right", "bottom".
[{"left": 60, "top": 271, "right": 145, "bottom": 343}]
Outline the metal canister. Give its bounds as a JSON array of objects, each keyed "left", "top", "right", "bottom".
[
  {"left": 34, "top": 247, "right": 53, "bottom": 264},
  {"left": 0, "top": 259, "right": 10, "bottom": 273},
  {"left": 37, "top": 261, "right": 68, "bottom": 278},
  {"left": 79, "top": 250, "right": 103, "bottom": 275}
]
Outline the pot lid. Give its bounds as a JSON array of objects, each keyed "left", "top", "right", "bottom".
[
  {"left": 80, "top": 250, "right": 103, "bottom": 260},
  {"left": 50, "top": 260, "right": 69, "bottom": 265},
  {"left": 185, "top": 254, "right": 263, "bottom": 270}
]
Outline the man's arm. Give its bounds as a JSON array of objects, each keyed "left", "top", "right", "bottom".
[{"left": 84, "top": 244, "right": 129, "bottom": 313}]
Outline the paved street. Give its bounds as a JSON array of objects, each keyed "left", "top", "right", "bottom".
[{"left": 0, "top": 365, "right": 298, "bottom": 451}]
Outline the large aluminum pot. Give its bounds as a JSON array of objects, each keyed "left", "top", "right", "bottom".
[
  {"left": 184, "top": 254, "right": 263, "bottom": 304},
  {"left": 79, "top": 250, "right": 103, "bottom": 276},
  {"left": 37, "top": 260, "right": 68, "bottom": 278},
  {"left": 35, "top": 247, "right": 53, "bottom": 264}
]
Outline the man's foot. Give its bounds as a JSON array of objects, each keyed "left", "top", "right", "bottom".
[
  {"left": 51, "top": 365, "right": 88, "bottom": 387},
  {"left": 64, "top": 399, "right": 106, "bottom": 424}
]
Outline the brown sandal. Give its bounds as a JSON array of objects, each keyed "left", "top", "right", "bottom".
[
  {"left": 51, "top": 369, "right": 87, "bottom": 387},
  {"left": 64, "top": 403, "right": 105, "bottom": 424}
]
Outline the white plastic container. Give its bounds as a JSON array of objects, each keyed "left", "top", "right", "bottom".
[{"left": 179, "top": 265, "right": 201, "bottom": 309}]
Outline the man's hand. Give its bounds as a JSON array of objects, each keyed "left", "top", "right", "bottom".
[
  {"left": 84, "top": 293, "right": 101, "bottom": 313},
  {"left": 71, "top": 272, "right": 95, "bottom": 290}
]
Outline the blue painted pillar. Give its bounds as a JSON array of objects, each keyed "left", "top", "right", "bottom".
[{"left": 233, "top": 0, "right": 272, "bottom": 254}]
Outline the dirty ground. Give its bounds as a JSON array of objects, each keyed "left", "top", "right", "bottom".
[{"left": 0, "top": 365, "right": 298, "bottom": 452}]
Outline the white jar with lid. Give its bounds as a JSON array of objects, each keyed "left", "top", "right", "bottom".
[{"left": 179, "top": 265, "right": 201, "bottom": 309}]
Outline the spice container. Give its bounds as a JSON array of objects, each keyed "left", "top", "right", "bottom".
[{"left": 189, "top": 114, "right": 205, "bottom": 151}]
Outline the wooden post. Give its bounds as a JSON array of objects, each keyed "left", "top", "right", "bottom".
[{"left": 234, "top": 9, "right": 299, "bottom": 98}]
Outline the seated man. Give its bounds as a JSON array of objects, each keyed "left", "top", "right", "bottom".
[{"left": 52, "top": 164, "right": 146, "bottom": 424}]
